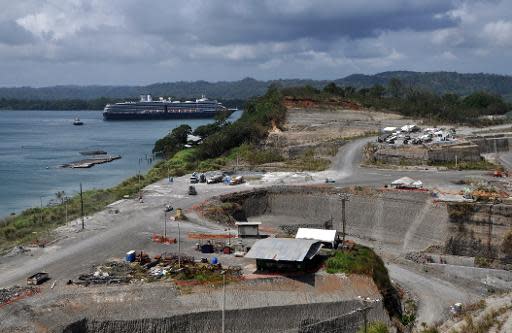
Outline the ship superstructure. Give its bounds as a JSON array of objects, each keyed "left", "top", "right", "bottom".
[{"left": 103, "top": 95, "right": 227, "bottom": 120}]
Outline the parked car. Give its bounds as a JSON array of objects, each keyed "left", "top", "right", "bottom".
[
  {"left": 229, "top": 176, "right": 244, "bottom": 185},
  {"left": 190, "top": 175, "right": 199, "bottom": 184},
  {"left": 188, "top": 186, "right": 197, "bottom": 195},
  {"left": 206, "top": 174, "right": 224, "bottom": 184},
  {"left": 377, "top": 134, "right": 390, "bottom": 143}
]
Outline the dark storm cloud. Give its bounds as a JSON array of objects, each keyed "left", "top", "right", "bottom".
[
  {"left": 127, "top": 0, "right": 458, "bottom": 44},
  {"left": 0, "top": 21, "right": 34, "bottom": 45},
  {"left": 0, "top": 0, "right": 511, "bottom": 86}
]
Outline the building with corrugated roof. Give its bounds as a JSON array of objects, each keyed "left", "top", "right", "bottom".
[{"left": 245, "top": 238, "right": 323, "bottom": 272}]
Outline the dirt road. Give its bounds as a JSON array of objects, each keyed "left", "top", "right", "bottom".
[{"left": 387, "top": 263, "right": 479, "bottom": 325}]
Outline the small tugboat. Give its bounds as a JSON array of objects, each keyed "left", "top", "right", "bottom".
[{"left": 73, "top": 117, "right": 84, "bottom": 126}]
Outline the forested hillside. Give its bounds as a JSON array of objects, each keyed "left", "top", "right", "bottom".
[{"left": 1, "top": 71, "right": 511, "bottom": 102}]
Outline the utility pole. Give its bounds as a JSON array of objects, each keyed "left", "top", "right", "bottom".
[
  {"left": 221, "top": 271, "right": 226, "bottom": 333},
  {"left": 488, "top": 204, "right": 493, "bottom": 257},
  {"left": 358, "top": 297, "right": 372, "bottom": 333},
  {"left": 39, "top": 196, "right": 43, "bottom": 225},
  {"left": 138, "top": 157, "right": 142, "bottom": 194},
  {"left": 338, "top": 193, "right": 349, "bottom": 244},
  {"left": 178, "top": 220, "right": 181, "bottom": 268},
  {"left": 164, "top": 211, "right": 167, "bottom": 239},
  {"left": 65, "top": 197, "right": 68, "bottom": 225},
  {"left": 80, "top": 183, "right": 84, "bottom": 230}
]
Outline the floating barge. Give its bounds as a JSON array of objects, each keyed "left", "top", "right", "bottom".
[{"left": 61, "top": 155, "right": 121, "bottom": 168}]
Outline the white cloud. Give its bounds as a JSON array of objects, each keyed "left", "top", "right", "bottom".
[
  {"left": 16, "top": 0, "right": 124, "bottom": 40},
  {"left": 483, "top": 20, "right": 512, "bottom": 46}
]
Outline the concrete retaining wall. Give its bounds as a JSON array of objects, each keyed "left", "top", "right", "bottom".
[
  {"left": 61, "top": 300, "right": 389, "bottom": 333},
  {"left": 224, "top": 187, "right": 449, "bottom": 254},
  {"left": 220, "top": 187, "right": 512, "bottom": 259},
  {"left": 427, "top": 143, "right": 482, "bottom": 163},
  {"left": 467, "top": 134, "right": 512, "bottom": 154}
]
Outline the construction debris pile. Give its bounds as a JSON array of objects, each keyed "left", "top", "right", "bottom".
[
  {"left": 378, "top": 125, "right": 456, "bottom": 146},
  {"left": 76, "top": 261, "right": 135, "bottom": 285},
  {"left": 73, "top": 251, "right": 241, "bottom": 287},
  {"left": 0, "top": 286, "right": 40, "bottom": 308}
]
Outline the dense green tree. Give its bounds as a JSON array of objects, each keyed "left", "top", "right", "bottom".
[
  {"left": 323, "top": 82, "right": 344, "bottom": 96},
  {"left": 153, "top": 124, "right": 192, "bottom": 158},
  {"left": 388, "top": 78, "right": 403, "bottom": 97},
  {"left": 369, "top": 84, "right": 386, "bottom": 98},
  {"left": 192, "top": 121, "right": 226, "bottom": 139}
]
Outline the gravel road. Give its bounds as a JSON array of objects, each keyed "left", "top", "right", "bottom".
[{"left": 387, "top": 263, "right": 479, "bottom": 325}]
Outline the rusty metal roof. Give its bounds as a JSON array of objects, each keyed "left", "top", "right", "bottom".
[{"left": 245, "top": 238, "right": 323, "bottom": 262}]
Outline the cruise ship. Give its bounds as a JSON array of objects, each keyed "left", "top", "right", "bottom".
[{"left": 103, "top": 94, "right": 228, "bottom": 120}]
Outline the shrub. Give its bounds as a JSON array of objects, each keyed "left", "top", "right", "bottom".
[{"left": 357, "top": 321, "right": 389, "bottom": 333}]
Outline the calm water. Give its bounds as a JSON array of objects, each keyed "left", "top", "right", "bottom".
[{"left": 0, "top": 110, "right": 241, "bottom": 218}]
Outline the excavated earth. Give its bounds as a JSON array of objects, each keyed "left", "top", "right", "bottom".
[{"left": 216, "top": 186, "right": 449, "bottom": 255}]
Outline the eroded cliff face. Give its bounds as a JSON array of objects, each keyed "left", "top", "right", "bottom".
[{"left": 446, "top": 202, "right": 512, "bottom": 259}]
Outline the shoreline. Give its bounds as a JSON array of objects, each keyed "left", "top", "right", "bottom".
[{"left": 0, "top": 110, "right": 243, "bottom": 219}]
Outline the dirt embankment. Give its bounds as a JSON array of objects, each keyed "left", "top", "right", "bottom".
[{"left": 266, "top": 104, "right": 407, "bottom": 159}]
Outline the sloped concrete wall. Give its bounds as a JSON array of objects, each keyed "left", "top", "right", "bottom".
[
  {"left": 468, "top": 135, "right": 512, "bottom": 154},
  {"left": 61, "top": 300, "right": 389, "bottom": 333},
  {"left": 220, "top": 186, "right": 512, "bottom": 258},
  {"left": 235, "top": 187, "right": 449, "bottom": 253}
]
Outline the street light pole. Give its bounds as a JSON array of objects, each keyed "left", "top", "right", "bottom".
[{"left": 222, "top": 271, "right": 226, "bottom": 333}]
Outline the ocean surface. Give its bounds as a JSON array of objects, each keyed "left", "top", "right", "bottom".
[{"left": 0, "top": 110, "right": 241, "bottom": 218}]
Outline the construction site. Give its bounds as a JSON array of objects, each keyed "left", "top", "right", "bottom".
[{"left": 1, "top": 104, "right": 512, "bottom": 333}]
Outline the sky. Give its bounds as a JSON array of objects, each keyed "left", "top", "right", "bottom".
[{"left": 0, "top": 0, "right": 511, "bottom": 86}]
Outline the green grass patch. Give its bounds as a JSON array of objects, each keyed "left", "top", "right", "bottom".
[
  {"left": 357, "top": 321, "right": 389, "bottom": 333},
  {"left": 326, "top": 245, "right": 393, "bottom": 294},
  {"left": 326, "top": 245, "right": 401, "bottom": 318},
  {"left": 228, "top": 143, "right": 284, "bottom": 165}
]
